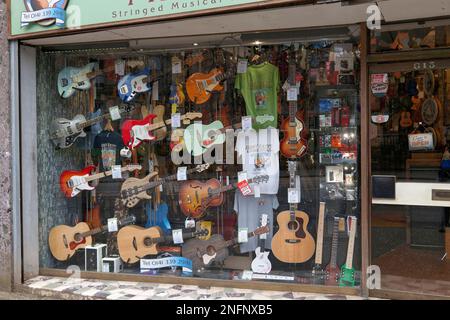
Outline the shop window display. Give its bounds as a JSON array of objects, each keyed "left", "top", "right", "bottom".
[{"left": 38, "top": 35, "right": 361, "bottom": 287}]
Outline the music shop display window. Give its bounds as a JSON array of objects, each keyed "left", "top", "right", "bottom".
[{"left": 38, "top": 31, "right": 362, "bottom": 288}]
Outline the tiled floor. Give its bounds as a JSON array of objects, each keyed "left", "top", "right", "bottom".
[{"left": 24, "top": 276, "right": 368, "bottom": 300}]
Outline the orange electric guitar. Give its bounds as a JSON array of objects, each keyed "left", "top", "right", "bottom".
[{"left": 186, "top": 68, "right": 235, "bottom": 105}]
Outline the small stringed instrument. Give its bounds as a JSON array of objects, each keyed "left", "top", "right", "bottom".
[
  {"left": 117, "top": 226, "right": 208, "bottom": 264},
  {"left": 271, "top": 161, "right": 315, "bottom": 263},
  {"left": 339, "top": 216, "right": 358, "bottom": 287},
  {"left": 400, "top": 110, "right": 413, "bottom": 128},
  {"left": 182, "top": 226, "right": 269, "bottom": 273},
  {"left": 178, "top": 175, "right": 269, "bottom": 219},
  {"left": 60, "top": 164, "right": 142, "bottom": 198},
  {"left": 325, "top": 216, "right": 341, "bottom": 286},
  {"left": 121, "top": 164, "right": 210, "bottom": 208},
  {"left": 121, "top": 112, "right": 202, "bottom": 150},
  {"left": 312, "top": 202, "right": 327, "bottom": 284},
  {"left": 48, "top": 215, "right": 136, "bottom": 261},
  {"left": 186, "top": 68, "right": 235, "bottom": 105}
]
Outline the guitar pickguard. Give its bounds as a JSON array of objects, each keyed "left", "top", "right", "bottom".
[{"left": 295, "top": 217, "right": 306, "bottom": 239}]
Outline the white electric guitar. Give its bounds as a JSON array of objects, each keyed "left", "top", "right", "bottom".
[{"left": 251, "top": 214, "right": 272, "bottom": 274}]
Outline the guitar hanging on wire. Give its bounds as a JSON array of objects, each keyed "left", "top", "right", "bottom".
[
  {"left": 339, "top": 216, "right": 358, "bottom": 287},
  {"left": 186, "top": 68, "right": 235, "bottom": 105},
  {"left": 312, "top": 202, "right": 327, "bottom": 284},
  {"left": 251, "top": 214, "right": 272, "bottom": 274},
  {"left": 325, "top": 216, "right": 341, "bottom": 286},
  {"left": 117, "top": 68, "right": 158, "bottom": 103}
]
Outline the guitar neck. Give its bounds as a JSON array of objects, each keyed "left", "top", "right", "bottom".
[
  {"left": 86, "top": 167, "right": 132, "bottom": 182},
  {"left": 223, "top": 230, "right": 257, "bottom": 250},
  {"left": 344, "top": 217, "right": 357, "bottom": 269},
  {"left": 215, "top": 69, "right": 233, "bottom": 83},
  {"left": 80, "top": 225, "right": 108, "bottom": 239},
  {"left": 288, "top": 59, "right": 298, "bottom": 123},
  {"left": 329, "top": 217, "right": 340, "bottom": 267},
  {"left": 140, "top": 167, "right": 201, "bottom": 193},
  {"left": 314, "top": 202, "right": 326, "bottom": 265},
  {"left": 156, "top": 231, "right": 199, "bottom": 245}
]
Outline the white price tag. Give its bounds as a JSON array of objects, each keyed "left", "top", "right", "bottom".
[
  {"left": 152, "top": 81, "right": 159, "bottom": 101},
  {"left": 238, "top": 228, "right": 249, "bottom": 243},
  {"left": 172, "top": 229, "right": 184, "bottom": 244},
  {"left": 159, "top": 185, "right": 163, "bottom": 192},
  {"left": 109, "top": 106, "right": 121, "bottom": 121},
  {"left": 185, "top": 218, "right": 196, "bottom": 229},
  {"left": 112, "top": 165, "right": 122, "bottom": 179},
  {"left": 172, "top": 113, "right": 181, "bottom": 128},
  {"left": 115, "top": 59, "right": 125, "bottom": 76},
  {"left": 242, "top": 270, "right": 254, "bottom": 280},
  {"left": 242, "top": 116, "right": 252, "bottom": 131},
  {"left": 172, "top": 60, "right": 182, "bottom": 74},
  {"left": 254, "top": 185, "right": 261, "bottom": 198},
  {"left": 237, "top": 59, "right": 248, "bottom": 74},
  {"left": 177, "top": 167, "right": 187, "bottom": 181},
  {"left": 238, "top": 171, "right": 248, "bottom": 183},
  {"left": 288, "top": 188, "right": 300, "bottom": 204},
  {"left": 107, "top": 218, "right": 118, "bottom": 232},
  {"left": 287, "top": 87, "right": 298, "bottom": 101}
]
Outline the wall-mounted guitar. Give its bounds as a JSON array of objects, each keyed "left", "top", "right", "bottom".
[
  {"left": 117, "top": 226, "right": 209, "bottom": 264},
  {"left": 50, "top": 104, "right": 136, "bottom": 150},
  {"left": 280, "top": 49, "right": 308, "bottom": 159},
  {"left": 251, "top": 214, "right": 272, "bottom": 274},
  {"left": 312, "top": 202, "right": 327, "bottom": 284},
  {"left": 121, "top": 164, "right": 210, "bottom": 208},
  {"left": 48, "top": 215, "right": 136, "bottom": 261},
  {"left": 271, "top": 161, "right": 315, "bottom": 263},
  {"left": 186, "top": 68, "right": 235, "bottom": 105},
  {"left": 325, "top": 216, "right": 341, "bottom": 286},
  {"left": 182, "top": 226, "right": 269, "bottom": 273},
  {"left": 121, "top": 112, "right": 202, "bottom": 150},
  {"left": 60, "top": 164, "right": 142, "bottom": 198},
  {"left": 118, "top": 68, "right": 159, "bottom": 103},
  {"left": 339, "top": 216, "right": 358, "bottom": 287},
  {"left": 178, "top": 175, "right": 269, "bottom": 219}
]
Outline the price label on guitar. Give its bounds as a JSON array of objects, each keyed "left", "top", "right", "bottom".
[
  {"left": 254, "top": 185, "right": 261, "bottom": 198},
  {"left": 242, "top": 116, "right": 253, "bottom": 132},
  {"left": 288, "top": 188, "right": 300, "bottom": 204},
  {"left": 115, "top": 59, "right": 125, "bottom": 76},
  {"left": 177, "top": 167, "right": 187, "bottom": 181},
  {"left": 172, "top": 229, "right": 184, "bottom": 244},
  {"left": 238, "top": 228, "right": 249, "bottom": 243},
  {"left": 185, "top": 217, "right": 195, "bottom": 229},
  {"left": 287, "top": 87, "right": 298, "bottom": 101},
  {"left": 172, "top": 59, "right": 182, "bottom": 74},
  {"left": 238, "top": 180, "right": 252, "bottom": 196},
  {"left": 109, "top": 106, "right": 121, "bottom": 121},
  {"left": 107, "top": 218, "right": 118, "bottom": 232},
  {"left": 112, "top": 165, "right": 122, "bottom": 179},
  {"left": 237, "top": 59, "right": 248, "bottom": 74},
  {"left": 171, "top": 113, "right": 181, "bottom": 128}
]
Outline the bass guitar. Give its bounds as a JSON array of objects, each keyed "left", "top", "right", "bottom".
[
  {"left": 271, "top": 161, "right": 315, "bottom": 263},
  {"left": 312, "top": 202, "right": 327, "bottom": 284},
  {"left": 121, "top": 112, "right": 202, "bottom": 150},
  {"left": 182, "top": 226, "right": 269, "bottom": 273},
  {"left": 339, "top": 216, "right": 358, "bottom": 287},
  {"left": 48, "top": 215, "right": 136, "bottom": 261},
  {"left": 60, "top": 164, "right": 142, "bottom": 198},
  {"left": 178, "top": 175, "right": 269, "bottom": 219},
  {"left": 325, "top": 216, "right": 341, "bottom": 286},
  {"left": 50, "top": 104, "right": 135, "bottom": 150},
  {"left": 121, "top": 164, "right": 210, "bottom": 208},
  {"left": 186, "top": 68, "right": 235, "bottom": 105},
  {"left": 117, "top": 226, "right": 208, "bottom": 264},
  {"left": 117, "top": 68, "right": 157, "bottom": 102}
]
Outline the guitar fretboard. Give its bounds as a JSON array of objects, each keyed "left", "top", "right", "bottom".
[
  {"left": 345, "top": 217, "right": 357, "bottom": 269},
  {"left": 329, "top": 217, "right": 340, "bottom": 268},
  {"left": 314, "top": 202, "right": 326, "bottom": 265}
]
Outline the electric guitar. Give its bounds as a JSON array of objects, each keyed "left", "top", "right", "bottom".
[
  {"left": 339, "top": 216, "right": 358, "bottom": 287},
  {"left": 117, "top": 68, "right": 157, "bottom": 102},
  {"left": 312, "top": 202, "right": 327, "bottom": 284},
  {"left": 183, "top": 121, "right": 242, "bottom": 157},
  {"left": 48, "top": 215, "right": 136, "bottom": 261},
  {"left": 145, "top": 201, "right": 171, "bottom": 234},
  {"left": 182, "top": 226, "right": 269, "bottom": 273},
  {"left": 251, "top": 214, "right": 272, "bottom": 274},
  {"left": 121, "top": 112, "right": 202, "bottom": 150},
  {"left": 60, "top": 164, "right": 142, "bottom": 198},
  {"left": 178, "top": 175, "right": 269, "bottom": 219},
  {"left": 325, "top": 216, "right": 341, "bottom": 286},
  {"left": 186, "top": 68, "right": 235, "bottom": 105},
  {"left": 50, "top": 104, "right": 136, "bottom": 150},
  {"left": 121, "top": 164, "right": 210, "bottom": 208},
  {"left": 117, "top": 226, "right": 208, "bottom": 264},
  {"left": 271, "top": 161, "right": 315, "bottom": 263}
]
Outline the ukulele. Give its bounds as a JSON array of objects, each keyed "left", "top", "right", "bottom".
[
  {"left": 121, "top": 164, "right": 210, "bottom": 208},
  {"left": 60, "top": 164, "right": 142, "bottom": 198},
  {"left": 312, "top": 202, "right": 327, "bottom": 284},
  {"left": 339, "top": 216, "right": 358, "bottom": 287},
  {"left": 182, "top": 226, "right": 269, "bottom": 273},
  {"left": 325, "top": 216, "right": 341, "bottom": 286},
  {"left": 271, "top": 161, "right": 315, "bottom": 263},
  {"left": 117, "top": 226, "right": 208, "bottom": 264},
  {"left": 178, "top": 175, "right": 269, "bottom": 219},
  {"left": 400, "top": 110, "right": 413, "bottom": 128},
  {"left": 251, "top": 214, "right": 272, "bottom": 274},
  {"left": 186, "top": 68, "right": 235, "bottom": 105},
  {"left": 48, "top": 215, "right": 136, "bottom": 261}
]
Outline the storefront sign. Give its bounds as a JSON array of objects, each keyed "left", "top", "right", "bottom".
[
  {"left": 408, "top": 133, "right": 434, "bottom": 151},
  {"left": 140, "top": 256, "right": 193, "bottom": 274},
  {"left": 9, "top": 0, "right": 283, "bottom": 37}
]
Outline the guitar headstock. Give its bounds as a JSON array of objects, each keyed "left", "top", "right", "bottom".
[
  {"left": 120, "top": 103, "right": 137, "bottom": 114},
  {"left": 253, "top": 225, "right": 269, "bottom": 236},
  {"left": 194, "top": 164, "right": 210, "bottom": 173},
  {"left": 195, "top": 228, "right": 210, "bottom": 238},
  {"left": 127, "top": 164, "right": 142, "bottom": 172},
  {"left": 250, "top": 175, "right": 270, "bottom": 184},
  {"left": 287, "top": 161, "right": 297, "bottom": 174},
  {"left": 127, "top": 60, "right": 145, "bottom": 69},
  {"left": 183, "top": 112, "right": 203, "bottom": 124},
  {"left": 185, "top": 51, "right": 208, "bottom": 67}
]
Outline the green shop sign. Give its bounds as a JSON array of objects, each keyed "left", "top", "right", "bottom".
[{"left": 9, "top": 0, "right": 276, "bottom": 38}]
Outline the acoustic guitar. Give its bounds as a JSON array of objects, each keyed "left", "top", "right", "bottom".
[
  {"left": 48, "top": 215, "right": 136, "bottom": 261},
  {"left": 271, "top": 161, "right": 315, "bottom": 263},
  {"left": 186, "top": 68, "right": 235, "bottom": 105}
]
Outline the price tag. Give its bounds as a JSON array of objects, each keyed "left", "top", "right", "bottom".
[
  {"left": 338, "top": 217, "right": 346, "bottom": 232},
  {"left": 177, "top": 167, "right": 187, "bottom": 181},
  {"left": 185, "top": 218, "right": 196, "bottom": 229},
  {"left": 172, "top": 60, "right": 182, "bottom": 74},
  {"left": 109, "top": 106, "right": 121, "bottom": 121},
  {"left": 112, "top": 165, "right": 122, "bottom": 179},
  {"left": 237, "top": 59, "right": 248, "bottom": 74},
  {"left": 238, "top": 228, "right": 248, "bottom": 243},
  {"left": 287, "top": 87, "right": 298, "bottom": 101},
  {"left": 159, "top": 185, "right": 163, "bottom": 192},
  {"left": 172, "top": 113, "right": 181, "bottom": 128},
  {"left": 152, "top": 81, "right": 159, "bottom": 101},
  {"left": 254, "top": 185, "right": 261, "bottom": 198},
  {"left": 242, "top": 270, "right": 253, "bottom": 280},
  {"left": 242, "top": 116, "right": 252, "bottom": 131},
  {"left": 172, "top": 229, "right": 184, "bottom": 244},
  {"left": 238, "top": 180, "right": 252, "bottom": 196},
  {"left": 115, "top": 59, "right": 125, "bottom": 76},
  {"left": 107, "top": 218, "right": 118, "bottom": 232},
  {"left": 288, "top": 188, "right": 300, "bottom": 204}
]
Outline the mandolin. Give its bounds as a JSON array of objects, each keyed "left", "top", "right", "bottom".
[
  {"left": 178, "top": 175, "right": 269, "bottom": 219},
  {"left": 121, "top": 164, "right": 210, "bottom": 208},
  {"left": 271, "top": 161, "right": 315, "bottom": 263},
  {"left": 182, "top": 226, "right": 269, "bottom": 273},
  {"left": 186, "top": 68, "right": 235, "bottom": 105},
  {"left": 117, "top": 226, "right": 208, "bottom": 264},
  {"left": 48, "top": 215, "right": 136, "bottom": 261}
]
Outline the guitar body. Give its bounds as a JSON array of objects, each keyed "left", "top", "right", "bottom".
[
  {"left": 48, "top": 222, "right": 92, "bottom": 261},
  {"left": 271, "top": 210, "right": 315, "bottom": 263},
  {"left": 325, "top": 264, "right": 341, "bottom": 286},
  {"left": 186, "top": 68, "right": 224, "bottom": 104},
  {"left": 121, "top": 114, "right": 158, "bottom": 149},
  {"left": 251, "top": 247, "right": 272, "bottom": 274},
  {"left": 120, "top": 172, "right": 159, "bottom": 208},
  {"left": 84, "top": 204, "right": 102, "bottom": 229},
  {"left": 280, "top": 112, "right": 308, "bottom": 159},
  {"left": 57, "top": 63, "right": 98, "bottom": 98},
  {"left": 182, "top": 234, "right": 230, "bottom": 273},
  {"left": 339, "top": 266, "right": 356, "bottom": 287},
  {"left": 59, "top": 165, "right": 96, "bottom": 198},
  {"left": 117, "top": 68, "right": 152, "bottom": 102},
  {"left": 50, "top": 114, "right": 88, "bottom": 149},
  {"left": 152, "top": 105, "right": 167, "bottom": 141},
  {"left": 117, "top": 225, "right": 163, "bottom": 264},
  {"left": 183, "top": 121, "right": 225, "bottom": 157},
  {"left": 145, "top": 202, "right": 171, "bottom": 233},
  {"left": 178, "top": 179, "right": 224, "bottom": 219},
  {"left": 312, "top": 263, "right": 326, "bottom": 285}
]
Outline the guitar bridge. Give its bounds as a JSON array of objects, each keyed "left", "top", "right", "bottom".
[{"left": 285, "top": 239, "right": 301, "bottom": 244}]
